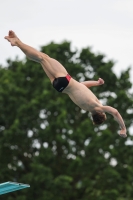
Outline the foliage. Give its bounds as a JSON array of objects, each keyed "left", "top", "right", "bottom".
[{"left": 0, "top": 41, "right": 133, "bottom": 200}]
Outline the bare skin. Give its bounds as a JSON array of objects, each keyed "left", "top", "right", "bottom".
[{"left": 4, "top": 30, "right": 127, "bottom": 138}]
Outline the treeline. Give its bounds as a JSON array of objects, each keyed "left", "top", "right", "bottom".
[{"left": 0, "top": 41, "right": 133, "bottom": 200}]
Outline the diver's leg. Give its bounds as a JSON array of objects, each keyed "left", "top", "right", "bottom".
[{"left": 5, "top": 30, "right": 68, "bottom": 82}]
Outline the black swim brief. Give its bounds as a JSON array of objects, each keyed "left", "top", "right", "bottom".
[{"left": 53, "top": 74, "right": 71, "bottom": 92}]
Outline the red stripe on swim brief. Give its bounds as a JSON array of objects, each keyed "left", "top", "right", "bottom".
[{"left": 66, "top": 74, "right": 71, "bottom": 82}]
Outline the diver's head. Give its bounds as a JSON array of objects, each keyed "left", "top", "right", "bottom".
[{"left": 92, "top": 111, "right": 107, "bottom": 125}]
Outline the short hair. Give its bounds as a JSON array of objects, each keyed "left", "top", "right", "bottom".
[{"left": 92, "top": 112, "right": 106, "bottom": 125}]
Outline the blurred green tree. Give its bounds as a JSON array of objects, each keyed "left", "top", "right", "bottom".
[{"left": 0, "top": 41, "right": 133, "bottom": 200}]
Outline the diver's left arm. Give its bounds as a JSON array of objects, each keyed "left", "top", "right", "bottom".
[
  {"left": 102, "top": 106, "right": 127, "bottom": 138},
  {"left": 81, "top": 78, "right": 104, "bottom": 88}
]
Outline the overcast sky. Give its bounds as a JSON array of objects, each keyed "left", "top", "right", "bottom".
[{"left": 1, "top": 0, "right": 133, "bottom": 84}]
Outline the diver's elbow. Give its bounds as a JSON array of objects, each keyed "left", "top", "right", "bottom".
[{"left": 113, "top": 109, "right": 118, "bottom": 116}]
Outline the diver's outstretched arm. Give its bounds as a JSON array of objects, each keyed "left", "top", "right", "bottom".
[{"left": 102, "top": 106, "right": 127, "bottom": 138}]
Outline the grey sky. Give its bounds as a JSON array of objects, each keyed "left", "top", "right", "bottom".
[{"left": 1, "top": 0, "right": 133, "bottom": 83}]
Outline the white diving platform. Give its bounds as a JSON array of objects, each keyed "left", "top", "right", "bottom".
[{"left": 0, "top": 182, "right": 30, "bottom": 195}]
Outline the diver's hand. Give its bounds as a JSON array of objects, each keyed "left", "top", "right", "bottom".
[
  {"left": 4, "top": 30, "right": 19, "bottom": 46},
  {"left": 119, "top": 129, "right": 127, "bottom": 138},
  {"left": 98, "top": 78, "right": 104, "bottom": 85}
]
